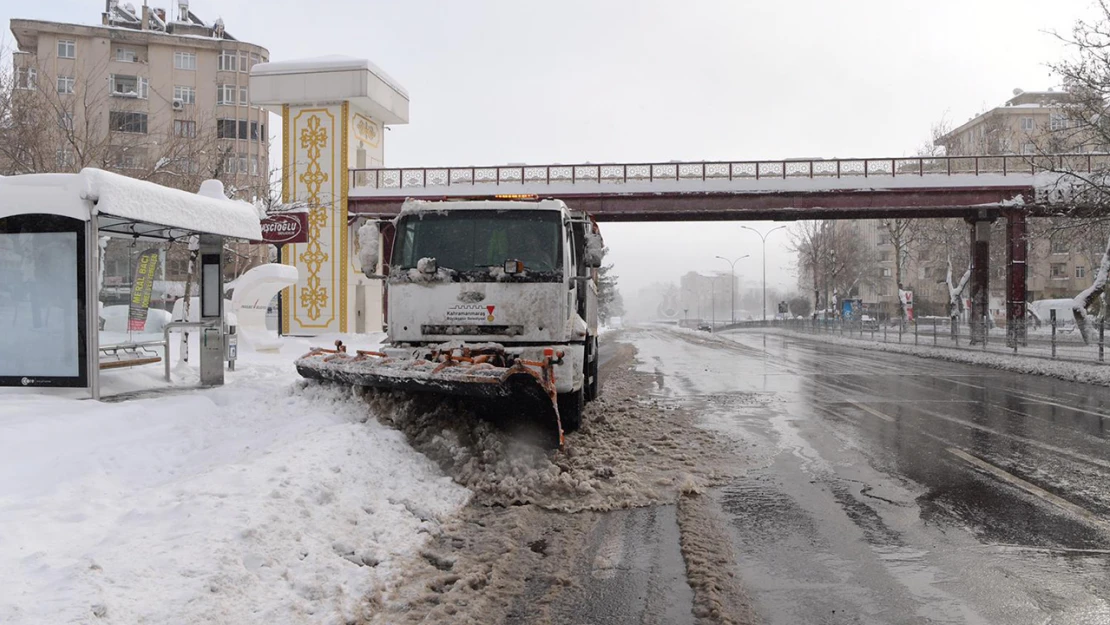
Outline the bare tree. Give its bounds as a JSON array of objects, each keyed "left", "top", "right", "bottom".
[
  {"left": 790, "top": 220, "right": 877, "bottom": 315},
  {"left": 881, "top": 218, "right": 923, "bottom": 322},
  {"left": 1034, "top": 1, "right": 1110, "bottom": 340}
]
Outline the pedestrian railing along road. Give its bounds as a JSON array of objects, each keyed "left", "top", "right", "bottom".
[
  {"left": 729, "top": 317, "right": 1110, "bottom": 365},
  {"left": 350, "top": 154, "right": 1108, "bottom": 193}
]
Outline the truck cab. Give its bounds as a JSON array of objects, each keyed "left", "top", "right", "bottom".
[{"left": 381, "top": 198, "right": 602, "bottom": 428}]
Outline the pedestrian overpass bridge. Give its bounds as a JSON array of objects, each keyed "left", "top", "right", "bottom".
[
  {"left": 347, "top": 154, "right": 1097, "bottom": 221},
  {"left": 347, "top": 153, "right": 1107, "bottom": 346}
]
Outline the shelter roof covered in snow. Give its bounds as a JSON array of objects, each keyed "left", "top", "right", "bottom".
[{"left": 0, "top": 168, "right": 262, "bottom": 241}]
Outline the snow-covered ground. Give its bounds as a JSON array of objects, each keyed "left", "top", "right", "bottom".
[{"left": 0, "top": 332, "right": 469, "bottom": 624}]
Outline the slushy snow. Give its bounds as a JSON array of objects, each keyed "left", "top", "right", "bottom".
[{"left": 0, "top": 335, "right": 469, "bottom": 624}]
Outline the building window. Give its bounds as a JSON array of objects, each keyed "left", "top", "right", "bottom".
[
  {"left": 111, "top": 147, "right": 146, "bottom": 169},
  {"left": 1021, "top": 117, "right": 1034, "bottom": 131},
  {"left": 238, "top": 120, "right": 248, "bottom": 139},
  {"left": 1021, "top": 143, "right": 1036, "bottom": 155},
  {"left": 222, "top": 154, "right": 237, "bottom": 174},
  {"left": 239, "top": 86, "right": 248, "bottom": 105},
  {"left": 109, "top": 111, "right": 148, "bottom": 134},
  {"left": 217, "top": 119, "right": 235, "bottom": 138},
  {"left": 115, "top": 47, "right": 138, "bottom": 63},
  {"left": 1050, "top": 114, "right": 1067, "bottom": 131},
  {"left": 15, "top": 67, "right": 36, "bottom": 90},
  {"left": 238, "top": 153, "right": 248, "bottom": 174},
  {"left": 110, "top": 75, "right": 148, "bottom": 99},
  {"left": 58, "top": 112, "right": 74, "bottom": 131},
  {"left": 1051, "top": 263, "right": 1068, "bottom": 279},
  {"left": 173, "top": 119, "right": 197, "bottom": 138},
  {"left": 239, "top": 51, "right": 250, "bottom": 72},
  {"left": 250, "top": 53, "right": 261, "bottom": 67},
  {"left": 173, "top": 85, "right": 195, "bottom": 105},
  {"left": 880, "top": 251, "right": 892, "bottom": 262},
  {"left": 250, "top": 121, "right": 260, "bottom": 141},
  {"left": 56, "top": 148, "right": 75, "bottom": 170},
  {"left": 250, "top": 155, "right": 260, "bottom": 176},
  {"left": 57, "top": 76, "right": 75, "bottom": 94},
  {"left": 877, "top": 235, "right": 890, "bottom": 246},
  {"left": 218, "top": 50, "right": 238, "bottom": 72},
  {"left": 167, "top": 258, "right": 189, "bottom": 277},
  {"left": 174, "top": 51, "right": 197, "bottom": 70},
  {"left": 881, "top": 267, "right": 893, "bottom": 277},
  {"left": 217, "top": 84, "right": 238, "bottom": 105},
  {"left": 1077, "top": 266, "right": 1087, "bottom": 279},
  {"left": 1051, "top": 238, "right": 1069, "bottom": 254},
  {"left": 57, "top": 39, "right": 75, "bottom": 59}
]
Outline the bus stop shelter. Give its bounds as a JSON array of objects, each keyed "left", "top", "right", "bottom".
[{"left": 0, "top": 168, "right": 262, "bottom": 399}]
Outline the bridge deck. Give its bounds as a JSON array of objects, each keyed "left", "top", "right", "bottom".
[{"left": 348, "top": 154, "right": 1090, "bottom": 221}]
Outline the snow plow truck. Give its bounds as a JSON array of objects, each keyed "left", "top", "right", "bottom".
[{"left": 295, "top": 198, "right": 604, "bottom": 449}]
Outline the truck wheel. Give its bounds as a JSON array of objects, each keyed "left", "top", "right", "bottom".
[{"left": 558, "top": 388, "right": 584, "bottom": 433}]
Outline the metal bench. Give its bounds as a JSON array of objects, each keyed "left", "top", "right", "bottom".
[{"left": 98, "top": 342, "right": 163, "bottom": 370}]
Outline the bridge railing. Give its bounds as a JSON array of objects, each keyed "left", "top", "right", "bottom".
[{"left": 350, "top": 154, "right": 1110, "bottom": 192}]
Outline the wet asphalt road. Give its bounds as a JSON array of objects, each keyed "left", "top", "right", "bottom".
[{"left": 632, "top": 327, "right": 1110, "bottom": 625}]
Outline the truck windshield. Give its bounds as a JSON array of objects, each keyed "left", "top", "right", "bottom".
[{"left": 392, "top": 210, "right": 562, "bottom": 273}]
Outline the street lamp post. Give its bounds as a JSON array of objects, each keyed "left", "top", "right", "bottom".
[
  {"left": 740, "top": 225, "right": 787, "bottom": 321},
  {"left": 715, "top": 254, "right": 750, "bottom": 325}
]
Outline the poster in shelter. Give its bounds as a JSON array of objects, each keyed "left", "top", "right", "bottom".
[{"left": 127, "top": 248, "right": 160, "bottom": 331}]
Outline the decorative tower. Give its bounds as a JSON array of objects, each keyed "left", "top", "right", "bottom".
[{"left": 250, "top": 56, "right": 409, "bottom": 335}]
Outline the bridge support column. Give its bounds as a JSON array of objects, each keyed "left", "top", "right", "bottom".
[
  {"left": 1005, "top": 210, "right": 1028, "bottom": 347},
  {"left": 968, "top": 216, "right": 995, "bottom": 345}
]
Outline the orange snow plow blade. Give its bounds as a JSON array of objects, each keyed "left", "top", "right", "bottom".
[{"left": 295, "top": 341, "right": 564, "bottom": 449}]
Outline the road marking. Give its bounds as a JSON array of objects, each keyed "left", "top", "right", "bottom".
[
  {"left": 850, "top": 401, "right": 896, "bottom": 422},
  {"left": 908, "top": 404, "right": 1110, "bottom": 471},
  {"left": 937, "top": 377, "right": 1110, "bottom": 421},
  {"left": 947, "top": 447, "right": 1110, "bottom": 534}
]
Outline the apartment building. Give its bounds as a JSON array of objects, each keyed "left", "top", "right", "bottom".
[
  {"left": 935, "top": 88, "right": 1100, "bottom": 157},
  {"left": 8, "top": 1, "right": 269, "bottom": 193},
  {"left": 7, "top": 1, "right": 271, "bottom": 294}
]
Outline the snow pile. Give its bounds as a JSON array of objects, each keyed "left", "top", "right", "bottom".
[
  {"left": 584, "top": 230, "right": 606, "bottom": 267},
  {"left": 100, "top": 305, "right": 173, "bottom": 333},
  {"left": 0, "top": 349, "right": 469, "bottom": 624},
  {"left": 361, "top": 359, "right": 736, "bottom": 513},
  {"left": 252, "top": 55, "right": 409, "bottom": 99},
  {"left": 357, "top": 223, "right": 380, "bottom": 276}
]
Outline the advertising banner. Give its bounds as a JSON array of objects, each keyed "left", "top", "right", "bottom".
[
  {"left": 127, "top": 248, "right": 160, "bottom": 331},
  {"left": 0, "top": 214, "right": 88, "bottom": 387}
]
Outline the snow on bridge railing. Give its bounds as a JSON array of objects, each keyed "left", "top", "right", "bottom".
[{"left": 349, "top": 153, "right": 1110, "bottom": 192}]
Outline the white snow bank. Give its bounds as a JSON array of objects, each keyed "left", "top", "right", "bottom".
[
  {"left": 0, "top": 343, "right": 469, "bottom": 624},
  {"left": 100, "top": 305, "right": 172, "bottom": 333},
  {"left": 81, "top": 169, "right": 262, "bottom": 241},
  {"left": 357, "top": 223, "right": 380, "bottom": 276},
  {"left": 584, "top": 230, "right": 606, "bottom": 266}
]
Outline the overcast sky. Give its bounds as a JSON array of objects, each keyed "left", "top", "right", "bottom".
[{"left": 3, "top": 0, "right": 1097, "bottom": 303}]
